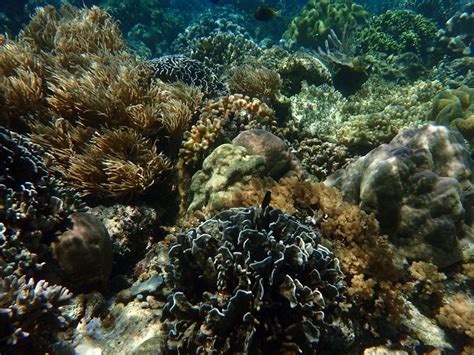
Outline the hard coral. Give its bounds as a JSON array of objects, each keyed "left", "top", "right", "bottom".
[
  {"left": 356, "top": 10, "right": 438, "bottom": 56},
  {"left": 162, "top": 199, "right": 348, "bottom": 353},
  {"left": 283, "top": 0, "right": 368, "bottom": 51},
  {"left": 326, "top": 125, "right": 474, "bottom": 267},
  {"left": 429, "top": 86, "right": 474, "bottom": 143},
  {"left": 179, "top": 94, "right": 277, "bottom": 167},
  {"left": 147, "top": 55, "right": 224, "bottom": 98}
]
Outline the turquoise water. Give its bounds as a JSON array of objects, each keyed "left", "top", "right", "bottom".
[{"left": 1, "top": 1, "right": 473, "bottom": 354}]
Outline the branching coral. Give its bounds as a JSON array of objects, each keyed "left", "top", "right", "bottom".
[
  {"left": 162, "top": 199, "right": 350, "bottom": 353},
  {"left": 0, "top": 275, "right": 72, "bottom": 347},
  {"left": 283, "top": 0, "right": 368, "bottom": 50},
  {"left": 228, "top": 64, "right": 282, "bottom": 101},
  {"left": 355, "top": 10, "right": 438, "bottom": 56}
]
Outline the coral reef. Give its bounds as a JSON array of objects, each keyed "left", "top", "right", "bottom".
[
  {"left": 283, "top": 0, "right": 368, "bottom": 50},
  {"left": 0, "top": 275, "right": 72, "bottom": 347},
  {"left": 187, "top": 144, "right": 267, "bottom": 212},
  {"left": 326, "top": 125, "right": 474, "bottom": 267},
  {"left": 294, "top": 137, "right": 355, "bottom": 180},
  {"left": 162, "top": 198, "right": 349, "bottom": 353},
  {"left": 228, "top": 64, "right": 281, "bottom": 102},
  {"left": 147, "top": 55, "right": 224, "bottom": 98},
  {"left": 172, "top": 14, "right": 261, "bottom": 75},
  {"left": 290, "top": 78, "right": 442, "bottom": 152},
  {"left": 232, "top": 129, "right": 296, "bottom": 180},
  {"left": 356, "top": 10, "right": 438, "bottom": 56},
  {"left": 429, "top": 86, "right": 474, "bottom": 144},
  {"left": 0, "top": 5, "right": 199, "bottom": 199},
  {"left": 437, "top": 3, "right": 474, "bottom": 57},
  {"left": 52, "top": 213, "right": 113, "bottom": 291},
  {"left": 179, "top": 94, "right": 276, "bottom": 167},
  {"left": 0, "top": 127, "right": 80, "bottom": 349}
]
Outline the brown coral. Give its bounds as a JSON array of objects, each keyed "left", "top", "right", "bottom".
[
  {"left": 179, "top": 94, "right": 277, "bottom": 167},
  {"left": 228, "top": 64, "right": 282, "bottom": 101},
  {"left": 437, "top": 294, "right": 474, "bottom": 339}
]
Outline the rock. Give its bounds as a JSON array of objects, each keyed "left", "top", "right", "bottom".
[
  {"left": 52, "top": 213, "right": 113, "bottom": 290},
  {"left": 232, "top": 129, "right": 292, "bottom": 179}
]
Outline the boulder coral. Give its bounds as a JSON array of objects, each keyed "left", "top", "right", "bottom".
[{"left": 326, "top": 125, "right": 474, "bottom": 267}]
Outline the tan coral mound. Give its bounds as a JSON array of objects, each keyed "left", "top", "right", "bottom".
[{"left": 0, "top": 5, "right": 201, "bottom": 198}]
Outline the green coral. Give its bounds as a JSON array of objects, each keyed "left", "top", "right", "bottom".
[
  {"left": 356, "top": 10, "right": 438, "bottom": 56},
  {"left": 283, "top": 0, "right": 368, "bottom": 50},
  {"left": 429, "top": 86, "right": 474, "bottom": 142}
]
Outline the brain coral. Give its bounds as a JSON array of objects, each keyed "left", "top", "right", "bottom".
[
  {"left": 161, "top": 197, "right": 348, "bottom": 353},
  {"left": 326, "top": 125, "right": 474, "bottom": 268}
]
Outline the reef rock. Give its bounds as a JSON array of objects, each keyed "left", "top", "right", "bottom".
[
  {"left": 52, "top": 213, "right": 113, "bottom": 290},
  {"left": 232, "top": 129, "right": 292, "bottom": 179},
  {"left": 325, "top": 125, "right": 474, "bottom": 267},
  {"left": 188, "top": 143, "right": 267, "bottom": 211}
]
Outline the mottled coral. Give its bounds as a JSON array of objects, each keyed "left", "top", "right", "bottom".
[
  {"left": 162, "top": 201, "right": 349, "bottom": 353},
  {"left": 326, "top": 125, "right": 474, "bottom": 267},
  {"left": 437, "top": 3, "right": 474, "bottom": 57},
  {"left": 283, "top": 0, "right": 368, "bottom": 50},
  {"left": 179, "top": 94, "right": 277, "bottom": 167}
]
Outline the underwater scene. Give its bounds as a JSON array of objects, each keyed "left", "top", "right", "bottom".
[{"left": 1, "top": 0, "right": 474, "bottom": 353}]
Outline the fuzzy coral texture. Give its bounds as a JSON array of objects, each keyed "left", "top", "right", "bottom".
[{"left": 0, "top": 5, "right": 202, "bottom": 199}]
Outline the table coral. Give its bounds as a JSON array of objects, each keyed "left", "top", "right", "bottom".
[
  {"left": 326, "top": 125, "right": 474, "bottom": 267},
  {"left": 162, "top": 199, "right": 349, "bottom": 353}
]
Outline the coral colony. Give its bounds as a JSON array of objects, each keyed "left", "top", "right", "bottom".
[{"left": 1, "top": 0, "right": 474, "bottom": 353}]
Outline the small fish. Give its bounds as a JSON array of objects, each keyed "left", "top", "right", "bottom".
[{"left": 255, "top": 6, "right": 278, "bottom": 21}]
